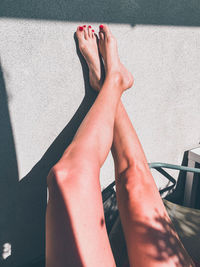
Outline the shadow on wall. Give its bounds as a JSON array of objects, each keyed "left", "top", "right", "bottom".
[
  {"left": 0, "top": 62, "right": 19, "bottom": 267},
  {"left": 0, "top": 35, "right": 98, "bottom": 267},
  {"left": 0, "top": 0, "right": 200, "bottom": 26}
]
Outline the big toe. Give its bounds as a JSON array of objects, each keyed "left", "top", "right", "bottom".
[
  {"left": 99, "top": 24, "right": 112, "bottom": 38},
  {"left": 76, "top": 26, "right": 85, "bottom": 40}
]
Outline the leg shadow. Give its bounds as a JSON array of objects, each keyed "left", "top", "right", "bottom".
[
  {"left": 1, "top": 34, "right": 99, "bottom": 266},
  {"left": 0, "top": 62, "right": 19, "bottom": 267}
]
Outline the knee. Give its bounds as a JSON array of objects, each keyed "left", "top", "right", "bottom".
[
  {"left": 46, "top": 144, "right": 75, "bottom": 184},
  {"left": 46, "top": 164, "right": 64, "bottom": 190},
  {"left": 47, "top": 159, "right": 77, "bottom": 190},
  {"left": 47, "top": 153, "right": 99, "bottom": 191},
  {"left": 115, "top": 161, "right": 151, "bottom": 189}
]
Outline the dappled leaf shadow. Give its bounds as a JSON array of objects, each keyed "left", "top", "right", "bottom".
[
  {"left": 106, "top": 190, "right": 196, "bottom": 266},
  {"left": 164, "top": 200, "right": 200, "bottom": 263},
  {"left": 133, "top": 209, "right": 193, "bottom": 266}
]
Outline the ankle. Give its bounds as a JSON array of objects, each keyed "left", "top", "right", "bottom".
[{"left": 106, "top": 71, "right": 123, "bottom": 88}]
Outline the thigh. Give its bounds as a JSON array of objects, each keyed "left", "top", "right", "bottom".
[{"left": 46, "top": 168, "right": 116, "bottom": 267}]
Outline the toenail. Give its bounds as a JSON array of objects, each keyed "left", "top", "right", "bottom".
[
  {"left": 92, "top": 29, "right": 94, "bottom": 32},
  {"left": 88, "top": 25, "right": 92, "bottom": 28},
  {"left": 79, "top": 26, "right": 84, "bottom": 31},
  {"left": 83, "top": 25, "right": 86, "bottom": 27},
  {"left": 99, "top": 25, "right": 103, "bottom": 30}
]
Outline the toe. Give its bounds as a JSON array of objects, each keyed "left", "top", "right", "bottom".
[
  {"left": 88, "top": 25, "right": 92, "bottom": 38},
  {"left": 91, "top": 29, "right": 96, "bottom": 38},
  {"left": 83, "top": 25, "right": 89, "bottom": 39},
  {"left": 99, "top": 31, "right": 104, "bottom": 41},
  {"left": 99, "top": 24, "right": 112, "bottom": 37},
  {"left": 76, "top": 26, "right": 85, "bottom": 40}
]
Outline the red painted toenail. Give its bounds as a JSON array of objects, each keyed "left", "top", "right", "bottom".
[
  {"left": 88, "top": 25, "right": 92, "bottom": 28},
  {"left": 92, "top": 29, "right": 95, "bottom": 32},
  {"left": 79, "top": 26, "right": 84, "bottom": 31},
  {"left": 99, "top": 25, "right": 103, "bottom": 29},
  {"left": 83, "top": 25, "right": 86, "bottom": 27}
]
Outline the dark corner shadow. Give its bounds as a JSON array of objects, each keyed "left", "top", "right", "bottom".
[
  {"left": 0, "top": 34, "right": 99, "bottom": 267},
  {"left": 0, "top": 62, "right": 19, "bottom": 267},
  {"left": 1, "top": 0, "right": 200, "bottom": 27}
]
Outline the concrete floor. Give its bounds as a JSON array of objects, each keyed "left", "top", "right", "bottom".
[{"left": 1, "top": 2, "right": 200, "bottom": 266}]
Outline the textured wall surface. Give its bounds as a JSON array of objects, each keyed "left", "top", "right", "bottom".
[{"left": 1, "top": 1, "right": 200, "bottom": 266}]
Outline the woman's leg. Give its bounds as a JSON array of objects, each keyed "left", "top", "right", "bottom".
[
  {"left": 111, "top": 101, "right": 194, "bottom": 267},
  {"left": 89, "top": 25, "right": 194, "bottom": 266},
  {"left": 45, "top": 25, "right": 133, "bottom": 267}
]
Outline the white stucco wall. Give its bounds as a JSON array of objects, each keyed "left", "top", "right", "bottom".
[
  {"left": 1, "top": 20, "right": 200, "bottom": 185},
  {"left": 0, "top": 16, "right": 200, "bottom": 267}
]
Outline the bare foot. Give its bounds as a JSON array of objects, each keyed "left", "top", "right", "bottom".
[
  {"left": 76, "top": 24, "right": 134, "bottom": 92},
  {"left": 98, "top": 24, "right": 134, "bottom": 91},
  {"left": 76, "top": 25, "right": 102, "bottom": 91}
]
